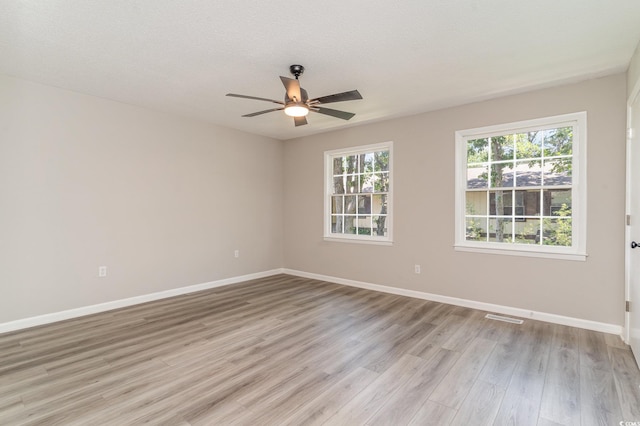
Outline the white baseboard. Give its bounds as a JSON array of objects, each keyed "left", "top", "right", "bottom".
[
  {"left": 0, "top": 269, "right": 285, "bottom": 334},
  {"left": 283, "top": 268, "right": 623, "bottom": 336}
]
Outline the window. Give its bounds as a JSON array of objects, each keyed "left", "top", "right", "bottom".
[
  {"left": 324, "top": 142, "right": 392, "bottom": 244},
  {"left": 455, "top": 112, "right": 586, "bottom": 260}
]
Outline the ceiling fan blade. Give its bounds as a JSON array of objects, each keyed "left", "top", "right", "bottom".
[
  {"left": 313, "top": 107, "right": 356, "bottom": 120},
  {"left": 294, "top": 116, "right": 308, "bottom": 127},
  {"left": 280, "top": 77, "right": 302, "bottom": 102},
  {"left": 242, "top": 108, "right": 284, "bottom": 117},
  {"left": 226, "top": 93, "right": 284, "bottom": 105},
  {"left": 301, "top": 87, "right": 309, "bottom": 102},
  {"left": 310, "top": 90, "right": 362, "bottom": 104}
]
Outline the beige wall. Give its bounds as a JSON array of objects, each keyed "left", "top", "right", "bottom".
[
  {"left": 0, "top": 72, "right": 629, "bottom": 327},
  {"left": 628, "top": 40, "right": 640, "bottom": 99},
  {"left": 0, "top": 75, "right": 284, "bottom": 323},
  {"left": 284, "top": 74, "right": 627, "bottom": 326}
]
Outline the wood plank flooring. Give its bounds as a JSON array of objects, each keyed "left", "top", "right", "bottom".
[{"left": 1, "top": 274, "right": 639, "bottom": 425}]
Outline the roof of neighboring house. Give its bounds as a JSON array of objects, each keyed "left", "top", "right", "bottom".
[{"left": 467, "top": 164, "right": 571, "bottom": 189}]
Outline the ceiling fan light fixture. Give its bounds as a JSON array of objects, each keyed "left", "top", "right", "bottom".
[{"left": 284, "top": 103, "right": 309, "bottom": 117}]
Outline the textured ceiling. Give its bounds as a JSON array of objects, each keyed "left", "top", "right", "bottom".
[{"left": 1, "top": 1, "right": 640, "bottom": 140}]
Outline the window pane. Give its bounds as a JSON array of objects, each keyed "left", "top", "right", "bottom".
[
  {"left": 503, "top": 191, "right": 513, "bottom": 215},
  {"left": 467, "top": 138, "right": 489, "bottom": 163},
  {"left": 331, "top": 215, "right": 343, "bottom": 234},
  {"left": 513, "top": 191, "right": 525, "bottom": 217},
  {"left": 515, "top": 219, "right": 540, "bottom": 245},
  {"left": 372, "top": 194, "right": 387, "bottom": 215},
  {"left": 491, "top": 163, "right": 514, "bottom": 188},
  {"left": 345, "top": 174, "right": 358, "bottom": 193},
  {"left": 358, "top": 153, "right": 370, "bottom": 174},
  {"left": 331, "top": 196, "right": 343, "bottom": 214},
  {"left": 504, "top": 191, "right": 513, "bottom": 206},
  {"left": 543, "top": 189, "right": 571, "bottom": 216},
  {"left": 514, "top": 191, "right": 524, "bottom": 206},
  {"left": 542, "top": 218, "right": 572, "bottom": 246},
  {"left": 543, "top": 127, "right": 572, "bottom": 157},
  {"left": 466, "top": 192, "right": 487, "bottom": 215},
  {"left": 333, "top": 176, "right": 345, "bottom": 194},
  {"left": 489, "top": 190, "right": 510, "bottom": 215},
  {"left": 372, "top": 215, "right": 388, "bottom": 236},
  {"left": 491, "top": 136, "right": 514, "bottom": 161},
  {"left": 504, "top": 135, "right": 516, "bottom": 159},
  {"left": 374, "top": 172, "right": 389, "bottom": 193},
  {"left": 467, "top": 164, "right": 488, "bottom": 189},
  {"left": 520, "top": 189, "right": 541, "bottom": 216},
  {"left": 359, "top": 173, "right": 374, "bottom": 193},
  {"left": 375, "top": 151, "right": 389, "bottom": 171},
  {"left": 344, "top": 155, "right": 358, "bottom": 173},
  {"left": 344, "top": 216, "right": 357, "bottom": 234},
  {"left": 466, "top": 217, "right": 487, "bottom": 241},
  {"left": 356, "top": 216, "right": 372, "bottom": 235},
  {"left": 357, "top": 195, "right": 371, "bottom": 214},
  {"left": 345, "top": 196, "right": 357, "bottom": 214},
  {"left": 333, "top": 156, "right": 345, "bottom": 175},
  {"left": 514, "top": 160, "right": 542, "bottom": 187},
  {"left": 515, "top": 131, "right": 542, "bottom": 159},
  {"left": 489, "top": 218, "right": 513, "bottom": 242},
  {"left": 543, "top": 159, "right": 572, "bottom": 186}
]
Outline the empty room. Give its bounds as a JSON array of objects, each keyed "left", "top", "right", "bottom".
[{"left": 2, "top": 1, "right": 640, "bottom": 425}]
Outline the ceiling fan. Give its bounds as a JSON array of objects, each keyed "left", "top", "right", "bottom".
[{"left": 226, "top": 65, "right": 363, "bottom": 127}]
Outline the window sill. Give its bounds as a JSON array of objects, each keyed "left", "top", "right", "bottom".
[
  {"left": 454, "top": 244, "right": 587, "bottom": 261},
  {"left": 324, "top": 236, "right": 393, "bottom": 246}
]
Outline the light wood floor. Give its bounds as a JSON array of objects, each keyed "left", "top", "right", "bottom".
[{"left": 1, "top": 274, "right": 639, "bottom": 425}]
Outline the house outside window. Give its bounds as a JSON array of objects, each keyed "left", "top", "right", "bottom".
[
  {"left": 455, "top": 112, "right": 586, "bottom": 260},
  {"left": 324, "top": 142, "right": 392, "bottom": 244}
]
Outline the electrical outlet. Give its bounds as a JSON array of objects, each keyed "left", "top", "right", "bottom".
[
  {"left": 414, "top": 264, "right": 421, "bottom": 274},
  {"left": 234, "top": 250, "right": 239, "bottom": 258},
  {"left": 98, "top": 266, "right": 107, "bottom": 278}
]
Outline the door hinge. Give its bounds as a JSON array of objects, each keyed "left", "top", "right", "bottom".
[
  {"left": 627, "top": 215, "right": 631, "bottom": 226},
  {"left": 626, "top": 300, "right": 631, "bottom": 312}
]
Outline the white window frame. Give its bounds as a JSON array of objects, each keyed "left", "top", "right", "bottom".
[
  {"left": 454, "top": 112, "right": 587, "bottom": 261},
  {"left": 324, "top": 142, "right": 393, "bottom": 245}
]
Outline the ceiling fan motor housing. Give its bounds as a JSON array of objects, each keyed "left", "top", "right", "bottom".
[{"left": 289, "top": 64, "right": 305, "bottom": 79}]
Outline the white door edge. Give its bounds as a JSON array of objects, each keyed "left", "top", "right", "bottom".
[{"left": 625, "top": 82, "right": 640, "bottom": 346}]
